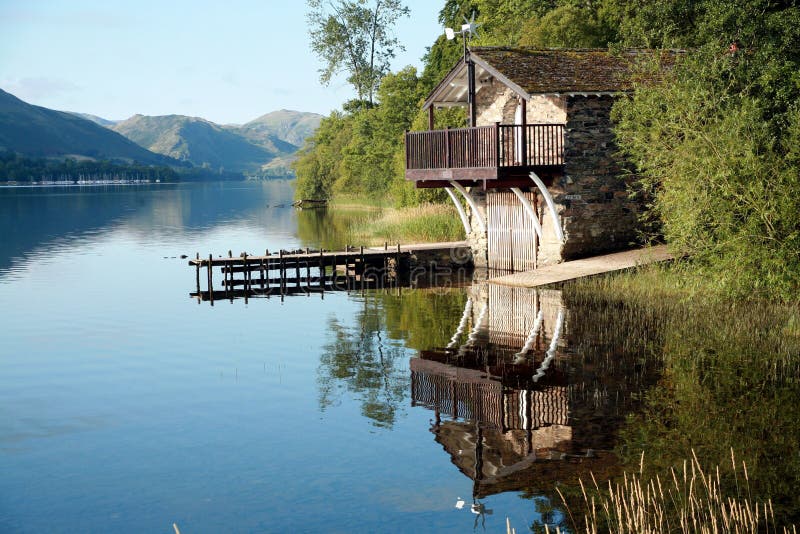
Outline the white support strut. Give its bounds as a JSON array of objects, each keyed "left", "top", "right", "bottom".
[
  {"left": 510, "top": 187, "right": 543, "bottom": 240},
  {"left": 533, "top": 309, "right": 564, "bottom": 383},
  {"left": 529, "top": 171, "right": 565, "bottom": 242},
  {"left": 445, "top": 187, "right": 472, "bottom": 235},
  {"left": 446, "top": 297, "right": 473, "bottom": 349},
  {"left": 449, "top": 181, "right": 486, "bottom": 233}
]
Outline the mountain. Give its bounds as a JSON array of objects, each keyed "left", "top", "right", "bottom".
[
  {"left": 0, "top": 89, "right": 174, "bottom": 165},
  {"left": 237, "top": 109, "right": 322, "bottom": 148},
  {"left": 67, "top": 112, "right": 119, "bottom": 128},
  {"left": 113, "top": 114, "right": 299, "bottom": 174}
]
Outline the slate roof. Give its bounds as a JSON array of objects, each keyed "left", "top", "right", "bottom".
[
  {"left": 471, "top": 47, "right": 677, "bottom": 94},
  {"left": 424, "top": 47, "right": 680, "bottom": 109}
]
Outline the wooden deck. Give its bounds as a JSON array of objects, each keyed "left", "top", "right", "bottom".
[
  {"left": 489, "top": 245, "right": 673, "bottom": 288},
  {"left": 188, "top": 241, "right": 471, "bottom": 303}
]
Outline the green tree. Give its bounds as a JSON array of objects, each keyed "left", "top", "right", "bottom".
[
  {"left": 306, "top": 0, "right": 410, "bottom": 105},
  {"left": 518, "top": 4, "right": 616, "bottom": 47},
  {"left": 611, "top": 2, "right": 800, "bottom": 298},
  {"left": 293, "top": 111, "right": 354, "bottom": 200}
]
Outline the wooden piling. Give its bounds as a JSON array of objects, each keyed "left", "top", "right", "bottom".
[
  {"left": 360, "top": 245, "right": 365, "bottom": 291},
  {"left": 195, "top": 253, "right": 200, "bottom": 296},
  {"left": 208, "top": 254, "right": 214, "bottom": 304},
  {"left": 279, "top": 250, "right": 285, "bottom": 296}
]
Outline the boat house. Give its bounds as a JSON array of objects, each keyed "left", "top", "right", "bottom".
[{"left": 405, "top": 47, "right": 674, "bottom": 269}]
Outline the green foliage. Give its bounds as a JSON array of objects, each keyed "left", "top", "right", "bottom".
[
  {"left": 293, "top": 111, "right": 354, "bottom": 200},
  {"left": 612, "top": 2, "right": 800, "bottom": 299},
  {"left": 306, "top": 0, "right": 410, "bottom": 105},
  {"left": 294, "top": 66, "right": 426, "bottom": 203},
  {"left": 518, "top": 4, "right": 616, "bottom": 47}
]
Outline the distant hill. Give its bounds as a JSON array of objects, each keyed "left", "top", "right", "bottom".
[
  {"left": 0, "top": 89, "right": 175, "bottom": 165},
  {"left": 113, "top": 114, "right": 302, "bottom": 175},
  {"left": 236, "top": 109, "right": 323, "bottom": 148},
  {"left": 67, "top": 112, "right": 120, "bottom": 128}
]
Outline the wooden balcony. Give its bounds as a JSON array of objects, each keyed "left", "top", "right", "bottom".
[{"left": 405, "top": 123, "right": 565, "bottom": 188}]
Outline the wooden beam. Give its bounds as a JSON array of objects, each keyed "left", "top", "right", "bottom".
[{"left": 520, "top": 98, "right": 527, "bottom": 165}]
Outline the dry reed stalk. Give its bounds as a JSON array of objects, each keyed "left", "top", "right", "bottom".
[{"left": 561, "top": 450, "right": 793, "bottom": 534}]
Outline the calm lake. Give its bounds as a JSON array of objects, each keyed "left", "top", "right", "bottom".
[{"left": 1, "top": 181, "right": 797, "bottom": 532}]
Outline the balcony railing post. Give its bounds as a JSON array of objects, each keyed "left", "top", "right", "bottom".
[
  {"left": 520, "top": 98, "right": 528, "bottom": 166},
  {"left": 494, "top": 122, "right": 501, "bottom": 168},
  {"left": 404, "top": 130, "right": 409, "bottom": 169},
  {"left": 445, "top": 127, "right": 451, "bottom": 169}
]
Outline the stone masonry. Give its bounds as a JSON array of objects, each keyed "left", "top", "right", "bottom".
[
  {"left": 559, "top": 94, "right": 640, "bottom": 260},
  {"left": 465, "top": 93, "right": 641, "bottom": 265}
]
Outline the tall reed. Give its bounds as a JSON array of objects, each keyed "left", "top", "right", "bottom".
[{"left": 551, "top": 450, "right": 796, "bottom": 534}]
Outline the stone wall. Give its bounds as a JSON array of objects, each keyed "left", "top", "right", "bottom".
[
  {"left": 559, "top": 94, "right": 641, "bottom": 259},
  {"left": 475, "top": 83, "right": 566, "bottom": 126},
  {"left": 464, "top": 91, "right": 641, "bottom": 267}
]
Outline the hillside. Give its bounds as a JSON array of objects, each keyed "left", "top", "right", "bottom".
[
  {"left": 113, "top": 114, "right": 299, "bottom": 174},
  {"left": 0, "top": 89, "right": 174, "bottom": 165},
  {"left": 236, "top": 109, "right": 322, "bottom": 148},
  {"left": 67, "top": 112, "right": 119, "bottom": 128}
]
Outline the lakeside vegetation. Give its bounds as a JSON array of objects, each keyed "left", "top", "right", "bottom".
[
  {"left": 559, "top": 270, "right": 800, "bottom": 529},
  {"left": 297, "top": 0, "right": 800, "bottom": 297},
  {"left": 296, "top": 202, "right": 464, "bottom": 249}
]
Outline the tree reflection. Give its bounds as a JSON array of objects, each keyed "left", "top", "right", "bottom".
[{"left": 317, "top": 288, "right": 468, "bottom": 428}]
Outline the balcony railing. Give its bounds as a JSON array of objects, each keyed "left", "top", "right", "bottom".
[{"left": 405, "top": 123, "right": 564, "bottom": 173}]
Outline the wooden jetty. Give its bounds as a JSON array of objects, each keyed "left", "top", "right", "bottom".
[
  {"left": 188, "top": 241, "right": 471, "bottom": 304},
  {"left": 489, "top": 245, "right": 673, "bottom": 288}
]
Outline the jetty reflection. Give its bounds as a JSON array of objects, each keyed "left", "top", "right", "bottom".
[{"left": 411, "top": 284, "right": 659, "bottom": 501}]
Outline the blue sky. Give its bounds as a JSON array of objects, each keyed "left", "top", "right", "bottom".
[{"left": 0, "top": 0, "right": 443, "bottom": 123}]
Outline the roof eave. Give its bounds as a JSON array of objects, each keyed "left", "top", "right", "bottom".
[{"left": 422, "top": 57, "right": 467, "bottom": 111}]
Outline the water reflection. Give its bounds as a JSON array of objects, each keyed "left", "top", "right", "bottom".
[
  {"left": 0, "top": 181, "right": 297, "bottom": 274},
  {"left": 409, "top": 284, "right": 663, "bottom": 527}
]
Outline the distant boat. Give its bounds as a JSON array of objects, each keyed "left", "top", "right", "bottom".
[{"left": 291, "top": 199, "right": 327, "bottom": 209}]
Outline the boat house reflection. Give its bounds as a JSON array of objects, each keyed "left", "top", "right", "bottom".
[{"left": 410, "top": 284, "right": 644, "bottom": 499}]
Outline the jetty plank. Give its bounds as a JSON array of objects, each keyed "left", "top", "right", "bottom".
[{"left": 489, "top": 245, "right": 672, "bottom": 288}]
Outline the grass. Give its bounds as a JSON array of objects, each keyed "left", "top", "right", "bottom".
[
  {"left": 546, "top": 450, "right": 797, "bottom": 534},
  {"left": 344, "top": 203, "right": 466, "bottom": 245}
]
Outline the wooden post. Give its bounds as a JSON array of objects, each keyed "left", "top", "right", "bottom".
[
  {"left": 467, "top": 56, "right": 476, "bottom": 128},
  {"left": 258, "top": 258, "right": 264, "bottom": 291},
  {"left": 494, "top": 122, "right": 501, "bottom": 168},
  {"left": 428, "top": 106, "right": 435, "bottom": 131},
  {"left": 360, "top": 245, "right": 365, "bottom": 291},
  {"left": 226, "top": 250, "right": 233, "bottom": 299},
  {"left": 319, "top": 249, "right": 325, "bottom": 289},
  {"left": 243, "top": 253, "right": 249, "bottom": 303},
  {"left": 195, "top": 253, "right": 200, "bottom": 296},
  {"left": 279, "top": 250, "right": 285, "bottom": 296},
  {"left": 520, "top": 97, "right": 527, "bottom": 166},
  {"left": 295, "top": 255, "right": 301, "bottom": 289},
  {"left": 306, "top": 254, "right": 311, "bottom": 294},
  {"left": 404, "top": 130, "right": 409, "bottom": 170},
  {"left": 445, "top": 127, "right": 451, "bottom": 169},
  {"left": 208, "top": 254, "right": 214, "bottom": 304},
  {"left": 396, "top": 243, "right": 401, "bottom": 276}
]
